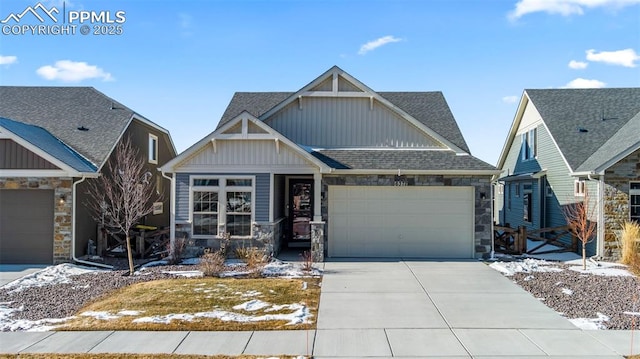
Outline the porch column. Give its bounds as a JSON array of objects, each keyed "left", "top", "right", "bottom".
[{"left": 313, "top": 172, "right": 322, "bottom": 222}]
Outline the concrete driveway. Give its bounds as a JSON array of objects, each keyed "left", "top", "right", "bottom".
[
  {"left": 313, "top": 259, "right": 628, "bottom": 358},
  {"left": 0, "top": 264, "right": 48, "bottom": 287}
]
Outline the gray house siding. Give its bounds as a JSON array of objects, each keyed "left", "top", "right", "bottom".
[
  {"left": 176, "top": 173, "right": 190, "bottom": 223},
  {"left": 254, "top": 173, "right": 269, "bottom": 222},
  {"left": 265, "top": 97, "right": 443, "bottom": 149},
  {"left": 0, "top": 139, "right": 59, "bottom": 169}
]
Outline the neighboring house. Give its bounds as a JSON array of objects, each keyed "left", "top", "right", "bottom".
[
  {"left": 161, "top": 66, "right": 498, "bottom": 261},
  {"left": 494, "top": 88, "right": 640, "bottom": 258},
  {"left": 0, "top": 87, "right": 176, "bottom": 264}
]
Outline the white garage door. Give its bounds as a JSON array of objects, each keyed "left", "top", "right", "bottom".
[{"left": 328, "top": 186, "right": 474, "bottom": 258}]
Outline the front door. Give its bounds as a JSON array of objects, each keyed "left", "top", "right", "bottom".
[{"left": 288, "top": 179, "right": 313, "bottom": 248}]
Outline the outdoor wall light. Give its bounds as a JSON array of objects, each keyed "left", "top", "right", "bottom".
[
  {"left": 59, "top": 194, "right": 66, "bottom": 205},
  {"left": 480, "top": 192, "right": 486, "bottom": 200}
]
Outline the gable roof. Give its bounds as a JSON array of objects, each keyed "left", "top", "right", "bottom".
[
  {"left": 0, "top": 86, "right": 174, "bottom": 169},
  {"left": 526, "top": 88, "right": 640, "bottom": 171},
  {"left": 575, "top": 110, "right": 640, "bottom": 173},
  {"left": 0, "top": 117, "right": 97, "bottom": 174},
  {"left": 217, "top": 92, "right": 470, "bottom": 153}
]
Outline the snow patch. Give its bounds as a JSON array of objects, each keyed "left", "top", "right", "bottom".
[
  {"left": 2, "top": 264, "right": 106, "bottom": 292},
  {"left": 489, "top": 258, "right": 562, "bottom": 276},
  {"left": 233, "top": 299, "right": 270, "bottom": 311},
  {"left": 561, "top": 288, "right": 573, "bottom": 295},
  {"left": 569, "top": 313, "right": 609, "bottom": 330},
  {"left": 566, "top": 260, "right": 633, "bottom": 277}
]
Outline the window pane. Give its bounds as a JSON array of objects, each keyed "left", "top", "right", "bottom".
[
  {"left": 227, "top": 214, "right": 250, "bottom": 236},
  {"left": 227, "top": 191, "right": 252, "bottom": 213},
  {"left": 193, "top": 214, "right": 217, "bottom": 235},
  {"left": 631, "top": 182, "right": 640, "bottom": 190},
  {"left": 226, "top": 179, "right": 252, "bottom": 186},
  {"left": 193, "top": 191, "right": 218, "bottom": 212},
  {"left": 193, "top": 179, "right": 219, "bottom": 186}
]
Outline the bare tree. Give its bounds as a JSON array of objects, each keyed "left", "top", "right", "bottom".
[
  {"left": 86, "top": 138, "right": 160, "bottom": 275},
  {"left": 563, "top": 190, "right": 597, "bottom": 270}
]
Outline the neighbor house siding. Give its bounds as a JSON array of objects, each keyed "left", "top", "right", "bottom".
[
  {"left": 265, "top": 97, "right": 444, "bottom": 149},
  {"left": 176, "top": 173, "right": 190, "bottom": 223},
  {"left": 0, "top": 139, "right": 58, "bottom": 169}
]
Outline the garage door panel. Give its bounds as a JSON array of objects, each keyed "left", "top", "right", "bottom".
[
  {"left": 0, "top": 190, "right": 54, "bottom": 264},
  {"left": 328, "top": 186, "right": 474, "bottom": 258}
]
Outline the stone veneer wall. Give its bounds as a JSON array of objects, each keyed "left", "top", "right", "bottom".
[
  {"left": 321, "top": 175, "right": 493, "bottom": 258},
  {"left": 176, "top": 218, "right": 284, "bottom": 259},
  {"left": 602, "top": 149, "right": 640, "bottom": 260},
  {"left": 0, "top": 177, "right": 73, "bottom": 264}
]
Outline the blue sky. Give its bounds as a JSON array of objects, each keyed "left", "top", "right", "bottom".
[{"left": 1, "top": 0, "right": 639, "bottom": 165}]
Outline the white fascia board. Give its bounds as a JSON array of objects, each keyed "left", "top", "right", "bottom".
[
  {"left": 593, "top": 140, "right": 640, "bottom": 174},
  {"left": 132, "top": 114, "right": 178, "bottom": 156},
  {"left": 496, "top": 91, "right": 528, "bottom": 170},
  {"left": 0, "top": 125, "right": 95, "bottom": 177},
  {"left": 173, "top": 166, "right": 319, "bottom": 174},
  {"left": 329, "top": 169, "right": 501, "bottom": 176}
]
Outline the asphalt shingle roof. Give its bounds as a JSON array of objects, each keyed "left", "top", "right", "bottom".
[
  {"left": 526, "top": 88, "right": 640, "bottom": 171},
  {"left": 313, "top": 150, "right": 496, "bottom": 171},
  {"left": 576, "top": 110, "right": 640, "bottom": 172},
  {"left": 0, "top": 117, "right": 97, "bottom": 173},
  {"left": 0, "top": 86, "right": 138, "bottom": 167},
  {"left": 217, "top": 91, "right": 471, "bottom": 153}
]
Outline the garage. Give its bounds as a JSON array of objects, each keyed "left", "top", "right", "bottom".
[
  {"left": 0, "top": 190, "right": 54, "bottom": 264},
  {"left": 328, "top": 186, "right": 474, "bottom": 258}
]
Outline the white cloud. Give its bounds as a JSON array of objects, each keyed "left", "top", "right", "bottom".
[
  {"left": 568, "top": 60, "right": 588, "bottom": 69},
  {"left": 502, "top": 95, "right": 519, "bottom": 104},
  {"left": 358, "top": 35, "right": 403, "bottom": 55},
  {"left": 0, "top": 55, "right": 17, "bottom": 65},
  {"left": 36, "top": 60, "right": 113, "bottom": 82},
  {"left": 508, "top": 0, "right": 640, "bottom": 20},
  {"left": 586, "top": 48, "right": 639, "bottom": 67},
  {"left": 563, "top": 78, "right": 607, "bottom": 88}
]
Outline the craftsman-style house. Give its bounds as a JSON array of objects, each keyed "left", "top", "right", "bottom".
[
  {"left": 0, "top": 87, "right": 176, "bottom": 264},
  {"left": 494, "top": 88, "right": 640, "bottom": 258},
  {"left": 161, "top": 66, "right": 499, "bottom": 261}
]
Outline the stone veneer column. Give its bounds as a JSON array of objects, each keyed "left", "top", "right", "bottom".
[{"left": 310, "top": 221, "right": 325, "bottom": 262}]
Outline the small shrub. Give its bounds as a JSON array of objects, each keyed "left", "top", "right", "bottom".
[
  {"left": 236, "top": 246, "right": 269, "bottom": 278},
  {"left": 199, "top": 249, "right": 226, "bottom": 277},
  {"left": 620, "top": 221, "right": 640, "bottom": 263},
  {"left": 300, "top": 250, "right": 314, "bottom": 274},
  {"left": 219, "top": 232, "right": 231, "bottom": 257},
  {"left": 166, "top": 236, "right": 186, "bottom": 265}
]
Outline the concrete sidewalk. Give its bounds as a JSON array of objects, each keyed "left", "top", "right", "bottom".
[{"left": 1, "top": 260, "right": 638, "bottom": 358}]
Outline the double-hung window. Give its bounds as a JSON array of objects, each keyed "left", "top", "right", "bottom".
[
  {"left": 631, "top": 182, "right": 640, "bottom": 223},
  {"left": 191, "top": 177, "right": 253, "bottom": 237},
  {"left": 148, "top": 134, "right": 158, "bottom": 164},
  {"left": 521, "top": 128, "right": 537, "bottom": 160}
]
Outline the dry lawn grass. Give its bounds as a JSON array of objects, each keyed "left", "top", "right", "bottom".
[
  {"left": 0, "top": 355, "right": 290, "bottom": 359},
  {"left": 62, "top": 277, "right": 320, "bottom": 331}
]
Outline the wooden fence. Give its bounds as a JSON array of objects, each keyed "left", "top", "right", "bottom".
[{"left": 494, "top": 224, "right": 577, "bottom": 255}]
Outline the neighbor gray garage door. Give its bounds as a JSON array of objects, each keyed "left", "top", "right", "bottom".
[
  {"left": 328, "top": 186, "right": 474, "bottom": 258},
  {"left": 0, "top": 190, "right": 54, "bottom": 264}
]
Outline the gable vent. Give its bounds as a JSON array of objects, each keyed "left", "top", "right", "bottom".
[
  {"left": 578, "top": 127, "right": 588, "bottom": 133},
  {"left": 77, "top": 126, "right": 89, "bottom": 131}
]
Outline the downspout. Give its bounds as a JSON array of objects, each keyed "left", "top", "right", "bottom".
[
  {"left": 597, "top": 176, "right": 605, "bottom": 258},
  {"left": 490, "top": 184, "right": 495, "bottom": 260},
  {"left": 72, "top": 176, "right": 113, "bottom": 269},
  {"left": 160, "top": 170, "right": 175, "bottom": 255}
]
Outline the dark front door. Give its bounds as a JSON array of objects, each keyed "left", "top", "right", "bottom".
[{"left": 288, "top": 179, "right": 313, "bottom": 248}]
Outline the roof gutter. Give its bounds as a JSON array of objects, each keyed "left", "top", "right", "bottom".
[
  {"left": 329, "top": 169, "right": 502, "bottom": 176},
  {"left": 72, "top": 176, "right": 113, "bottom": 269}
]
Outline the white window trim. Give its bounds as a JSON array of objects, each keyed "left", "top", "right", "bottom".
[
  {"left": 630, "top": 181, "right": 640, "bottom": 223},
  {"left": 148, "top": 134, "right": 158, "bottom": 164},
  {"left": 189, "top": 175, "right": 255, "bottom": 239},
  {"left": 574, "top": 180, "right": 586, "bottom": 197}
]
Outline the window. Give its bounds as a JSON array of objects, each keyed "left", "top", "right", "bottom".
[
  {"left": 523, "top": 182, "right": 533, "bottom": 222},
  {"left": 631, "top": 182, "right": 640, "bottom": 223},
  {"left": 191, "top": 176, "right": 253, "bottom": 237},
  {"left": 521, "top": 128, "right": 537, "bottom": 160},
  {"left": 546, "top": 185, "right": 553, "bottom": 197},
  {"left": 574, "top": 180, "right": 586, "bottom": 197},
  {"left": 514, "top": 183, "right": 520, "bottom": 197},
  {"left": 148, "top": 134, "right": 158, "bottom": 164},
  {"left": 524, "top": 193, "right": 533, "bottom": 222}
]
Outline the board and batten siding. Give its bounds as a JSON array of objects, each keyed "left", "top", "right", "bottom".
[
  {"left": 0, "top": 139, "right": 58, "bottom": 169},
  {"left": 175, "top": 140, "right": 316, "bottom": 171},
  {"left": 265, "top": 97, "right": 444, "bottom": 149},
  {"left": 175, "top": 173, "right": 270, "bottom": 224}
]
